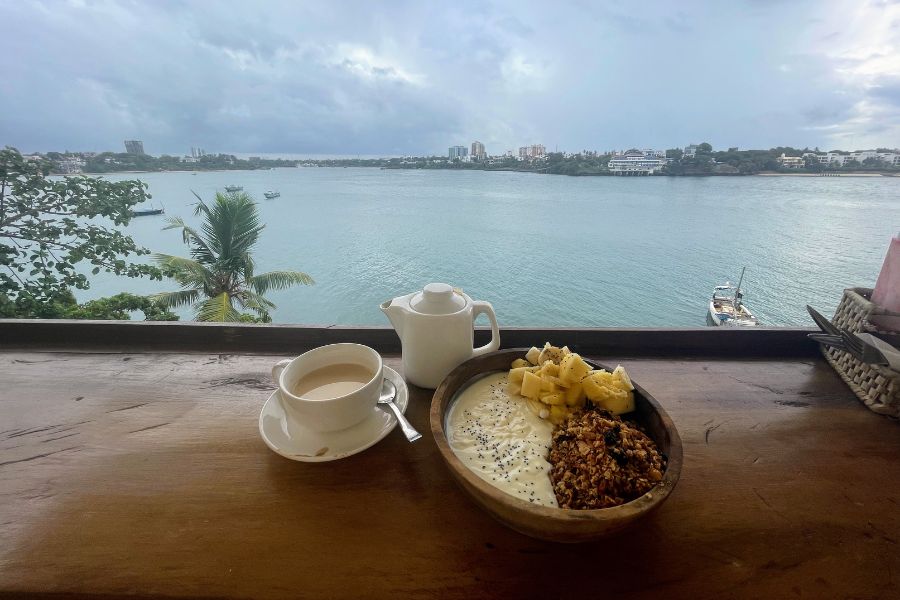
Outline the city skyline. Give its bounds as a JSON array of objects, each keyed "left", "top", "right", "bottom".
[{"left": 1, "top": 1, "right": 898, "bottom": 155}]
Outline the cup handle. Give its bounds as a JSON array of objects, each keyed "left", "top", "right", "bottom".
[
  {"left": 472, "top": 301, "right": 500, "bottom": 357},
  {"left": 272, "top": 359, "right": 292, "bottom": 386}
]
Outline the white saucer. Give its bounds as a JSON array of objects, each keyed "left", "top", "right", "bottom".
[{"left": 259, "top": 366, "right": 409, "bottom": 463}]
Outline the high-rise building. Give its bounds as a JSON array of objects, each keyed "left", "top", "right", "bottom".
[
  {"left": 449, "top": 145, "right": 468, "bottom": 160},
  {"left": 124, "top": 140, "right": 145, "bottom": 155},
  {"left": 470, "top": 141, "right": 486, "bottom": 160},
  {"left": 518, "top": 144, "right": 546, "bottom": 159}
]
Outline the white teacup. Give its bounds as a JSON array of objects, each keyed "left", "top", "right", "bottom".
[{"left": 272, "top": 344, "right": 384, "bottom": 432}]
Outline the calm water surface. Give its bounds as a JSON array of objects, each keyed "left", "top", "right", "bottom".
[{"left": 80, "top": 168, "right": 900, "bottom": 327}]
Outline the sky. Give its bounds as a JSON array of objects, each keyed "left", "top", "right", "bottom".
[{"left": 1, "top": 0, "right": 899, "bottom": 156}]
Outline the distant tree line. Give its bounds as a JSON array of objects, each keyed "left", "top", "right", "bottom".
[
  {"left": 299, "top": 145, "right": 900, "bottom": 176},
  {"left": 36, "top": 145, "right": 900, "bottom": 178},
  {"left": 42, "top": 152, "right": 298, "bottom": 174}
]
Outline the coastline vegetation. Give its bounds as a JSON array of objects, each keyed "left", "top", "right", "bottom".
[
  {"left": 0, "top": 147, "right": 173, "bottom": 319},
  {"left": 35, "top": 145, "right": 900, "bottom": 177}
]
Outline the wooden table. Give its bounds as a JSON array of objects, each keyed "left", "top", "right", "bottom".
[{"left": 1, "top": 324, "right": 898, "bottom": 599}]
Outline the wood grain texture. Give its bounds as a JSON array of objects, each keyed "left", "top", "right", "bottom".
[
  {"left": 0, "top": 349, "right": 898, "bottom": 600},
  {"left": 430, "top": 349, "right": 682, "bottom": 542}
]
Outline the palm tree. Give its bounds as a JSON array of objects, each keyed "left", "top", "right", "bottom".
[{"left": 152, "top": 191, "right": 313, "bottom": 322}]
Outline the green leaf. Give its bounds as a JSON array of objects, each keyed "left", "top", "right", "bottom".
[
  {"left": 195, "top": 292, "right": 241, "bottom": 322},
  {"left": 150, "top": 289, "right": 201, "bottom": 309},
  {"left": 250, "top": 271, "right": 314, "bottom": 294}
]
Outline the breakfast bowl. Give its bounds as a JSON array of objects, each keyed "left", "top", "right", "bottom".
[{"left": 430, "top": 348, "right": 682, "bottom": 543}]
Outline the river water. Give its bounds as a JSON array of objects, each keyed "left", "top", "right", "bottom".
[{"left": 79, "top": 168, "right": 900, "bottom": 327}]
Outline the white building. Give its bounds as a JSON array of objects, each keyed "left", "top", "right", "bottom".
[
  {"left": 56, "top": 156, "right": 86, "bottom": 174},
  {"left": 608, "top": 150, "right": 668, "bottom": 175},
  {"left": 802, "top": 150, "right": 900, "bottom": 167},
  {"left": 777, "top": 153, "right": 805, "bottom": 169},
  {"left": 470, "top": 141, "right": 486, "bottom": 160},
  {"left": 683, "top": 144, "right": 699, "bottom": 158}
]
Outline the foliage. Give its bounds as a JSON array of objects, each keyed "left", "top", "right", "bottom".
[
  {"left": 154, "top": 191, "right": 314, "bottom": 322},
  {"left": 75, "top": 152, "right": 296, "bottom": 174},
  {"left": 0, "top": 290, "right": 178, "bottom": 320},
  {"left": 0, "top": 146, "right": 162, "bottom": 307}
]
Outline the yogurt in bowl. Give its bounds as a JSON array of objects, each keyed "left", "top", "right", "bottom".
[{"left": 446, "top": 372, "right": 557, "bottom": 507}]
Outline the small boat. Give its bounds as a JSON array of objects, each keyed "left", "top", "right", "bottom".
[
  {"left": 224, "top": 185, "right": 243, "bottom": 192},
  {"left": 707, "top": 267, "right": 759, "bottom": 327},
  {"left": 131, "top": 206, "right": 164, "bottom": 217},
  {"left": 264, "top": 190, "right": 280, "bottom": 199}
]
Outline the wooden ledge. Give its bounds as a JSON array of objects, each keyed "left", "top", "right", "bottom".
[{"left": 0, "top": 319, "right": 819, "bottom": 357}]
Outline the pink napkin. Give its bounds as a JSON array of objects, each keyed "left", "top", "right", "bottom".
[{"left": 871, "top": 233, "right": 900, "bottom": 332}]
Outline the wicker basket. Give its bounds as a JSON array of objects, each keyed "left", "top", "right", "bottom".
[{"left": 823, "top": 288, "right": 900, "bottom": 418}]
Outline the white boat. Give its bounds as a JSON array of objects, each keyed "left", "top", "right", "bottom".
[
  {"left": 264, "top": 190, "right": 280, "bottom": 199},
  {"left": 707, "top": 267, "right": 759, "bottom": 327}
]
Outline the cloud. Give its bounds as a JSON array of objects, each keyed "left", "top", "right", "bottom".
[
  {"left": 797, "top": 0, "right": 900, "bottom": 147},
  {"left": 0, "top": 0, "right": 898, "bottom": 155}
]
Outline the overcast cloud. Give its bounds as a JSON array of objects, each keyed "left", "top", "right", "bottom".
[{"left": 2, "top": 0, "right": 899, "bottom": 155}]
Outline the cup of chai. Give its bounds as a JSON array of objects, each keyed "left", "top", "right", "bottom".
[{"left": 271, "top": 344, "right": 384, "bottom": 432}]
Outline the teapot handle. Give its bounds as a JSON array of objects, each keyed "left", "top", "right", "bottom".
[{"left": 471, "top": 301, "right": 500, "bottom": 357}]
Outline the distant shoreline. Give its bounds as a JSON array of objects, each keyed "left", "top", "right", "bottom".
[
  {"left": 755, "top": 171, "right": 898, "bottom": 177},
  {"left": 73, "top": 166, "right": 900, "bottom": 179},
  {"left": 79, "top": 168, "right": 265, "bottom": 175}
]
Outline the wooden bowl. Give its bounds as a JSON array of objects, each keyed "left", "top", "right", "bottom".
[{"left": 430, "top": 349, "right": 683, "bottom": 543}]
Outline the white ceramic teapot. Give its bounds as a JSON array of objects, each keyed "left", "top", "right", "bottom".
[{"left": 381, "top": 283, "right": 500, "bottom": 388}]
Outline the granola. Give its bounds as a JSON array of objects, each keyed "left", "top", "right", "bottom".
[{"left": 548, "top": 408, "right": 665, "bottom": 509}]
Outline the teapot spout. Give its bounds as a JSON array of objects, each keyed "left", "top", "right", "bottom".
[{"left": 380, "top": 299, "right": 405, "bottom": 338}]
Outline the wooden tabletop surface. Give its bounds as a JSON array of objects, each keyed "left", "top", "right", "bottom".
[{"left": 1, "top": 349, "right": 898, "bottom": 599}]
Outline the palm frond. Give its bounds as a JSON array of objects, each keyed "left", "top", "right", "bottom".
[
  {"left": 250, "top": 270, "right": 314, "bottom": 295},
  {"left": 195, "top": 292, "right": 241, "bottom": 322},
  {"left": 150, "top": 289, "right": 201, "bottom": 309},
  {"left": 162, "top": 216, "right": 217, "bottom": 265},
  {"left": 202, "top": 192, "right": 264, "bottom": 262},
  {"left": 238, "top": 289, "right": 277, "bottom": 311},
  {"left": 153, "top": 253, "right": 213, "bottom": 289}
]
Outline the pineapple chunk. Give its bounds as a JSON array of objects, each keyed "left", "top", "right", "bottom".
[
  {"left": 559, "top": 353, "right": 592, "bottom": 384},
  {"left": 511, "top": 358, "right": 530, "bottom": 369},
  {"left": 540, "top": 378, "right": 560, "bottom": 394},
  {"left": 521, "top": 371, "right": 542, "bottom": 400},
  {"left": 506, "top": 381, "right": 522, "bottom": 396},
  {"left": 540, "top": 392, "right": 565, "bottom": 406},
  {"left": 539, "top": 361, "right": 560, "bottom": 377},
  {"left": 612, "top": 365, "right": 634, "bottom": 391},
  {"left": 524, "top": 346, "right": 541, "bottom": 365},
  {"left": 592, "top": 369, "right": 615, "bottom": 385},
  {"left": 548, "top": 405, "right": 568, "bottom": 425},
  {"left": 543, "top": 374, "right": 570, "bottom": 389},
  {"left": 581, "top": 373, "right": 604, "bottom": 401},
  {"left": 538, "top": 343, "right": 565, "bottom": 365},
  {"left": 508, "top": 366, "right": 529, "bottom": 385},
  {"left": 565, "top": 382, "right": 585, "bottom": 405},
  {"left": 594, "top": 388, "right": 635, "bottom": 415}
]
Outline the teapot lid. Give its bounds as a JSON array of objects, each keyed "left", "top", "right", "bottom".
[{"left": 410, "top": 283, "right": 466, "bottom": 315}]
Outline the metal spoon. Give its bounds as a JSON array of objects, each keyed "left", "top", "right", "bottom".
[{"left": 378, "top": 379, "right": 421, "bottom": 442}]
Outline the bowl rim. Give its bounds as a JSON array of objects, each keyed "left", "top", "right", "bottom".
[{"left": 430, "top": 348, "right": 683, "bottom": 522}]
